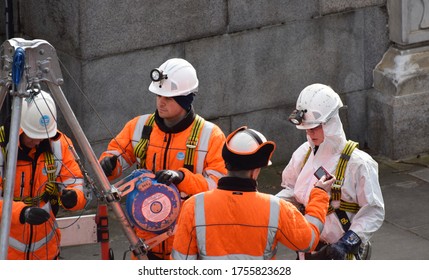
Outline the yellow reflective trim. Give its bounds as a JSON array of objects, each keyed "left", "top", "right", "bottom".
[
  {"left": 134, "top": 113, "right": 155, "bottom": 166},
  {"left": 334, "top": 141, "right": 358, "bottom": 182},
  {"left": 184, "top": 115, "right": 204, "bottom": 169},
  {"left": 332, "top": 140, "right": 358, "bottom": 192},
  {"left": 328, "top": 200, "right": 360, "bottom": 215},
  {"left": 339, "top": 200, "right": 360, "bottom": 213}
]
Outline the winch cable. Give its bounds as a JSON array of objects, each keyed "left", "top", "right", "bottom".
[
  {"left": 57, "top": 59, "right": 131, "bottom": 163},
  {"left": 56, "top": 58, "right": 149, "bottom": 259}
]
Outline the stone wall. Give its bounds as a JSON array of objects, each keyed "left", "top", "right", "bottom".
[
  {"left": 370, "top": 0, "right": 429, "bottom": 159},
  {"left": 3, "top": 0, "right": 389, "bottom": 164}
]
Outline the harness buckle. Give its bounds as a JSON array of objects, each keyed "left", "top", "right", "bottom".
[
  {"left": 334, "top": 179, "right": 343, "bottom": 187},
  {"left": 186, "top": 139, "right": 198, "bottom": 149},
  {"left": 45, "top": 162, "right": 56, "bottom": 173}
]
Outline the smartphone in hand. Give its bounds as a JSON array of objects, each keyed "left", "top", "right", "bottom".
[{"left": 314, "top": 166, "right": 332, "bottom": 180}]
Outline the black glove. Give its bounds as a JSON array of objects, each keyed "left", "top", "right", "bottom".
[
  {"left": 155, "top": 170, "right": 184, "bottom": 186},
  {"left": 60, "top": 189, "right": 78, "bottom": 209},
  {"left": 100, "top": 155, "right": 118, "bottom": 176},
  {"left": 21, "top": 207, "right": 51, "bottom": 225},
  {"left": 325, "top": 230, "right": 362, "bottom": 260}
]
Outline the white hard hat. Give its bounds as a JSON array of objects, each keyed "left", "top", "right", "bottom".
[
  {"left": 288, "top": 83, "right": 343, "bottom": 130},
  {"left": 148, "top": 58, "right": 199, "bottom": 97},
  {"left": 21, "top": 90, "right": 57, "bottom": 139},
  {"left": 222, "top": 126, "right": 276, "bottom": 170}
]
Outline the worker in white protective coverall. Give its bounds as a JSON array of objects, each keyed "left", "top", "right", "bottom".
[{"left": 276, "top": 83, "right": 385, "bottom": 260}]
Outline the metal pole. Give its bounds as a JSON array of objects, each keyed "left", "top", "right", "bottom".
[
  {"left": 47, "top": 84, "right": 148, "bottom": 259},
  {"left": 0, "top": 42, "right": 25, "bottom": 259},
  {"left": 0, "top": 94, "right": 22, "bottom": 259}
]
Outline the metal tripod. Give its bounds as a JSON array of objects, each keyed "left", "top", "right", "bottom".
[{"left": 0, "top": 38, "right": 149, "bottom": 260}]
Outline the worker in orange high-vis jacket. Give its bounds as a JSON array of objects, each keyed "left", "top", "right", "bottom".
[
  {"left": 99, "top": 58, "right": 227, "bottom": 260},
  {"left": 171, "top": 126, "right": 334, "bottom": 260},
  {"left": 0, "top": 90, "right": 88, "bottom": 260}
]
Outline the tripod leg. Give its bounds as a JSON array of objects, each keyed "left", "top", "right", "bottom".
[
  {"left": 47, "top": 84, "right": 148, "bottom": 260},
  {"left": 0, "top": 94, "right": 23, "bottom": 259}
]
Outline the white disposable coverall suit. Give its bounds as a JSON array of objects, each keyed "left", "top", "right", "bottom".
[{"left": 276, "top": 114, "right": 385, "bottom": 245}]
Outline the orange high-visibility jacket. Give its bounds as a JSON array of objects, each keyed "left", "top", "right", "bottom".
[
  {"left": 99, "top": 110, "right": 227, "bottom": 259},
  {"left": 171, "top": 177, "right": 329, "bottom": 260},
  {"left": 0, "top": 130, "right": 87, "bottom": 260}
]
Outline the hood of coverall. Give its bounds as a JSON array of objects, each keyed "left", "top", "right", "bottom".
[
  {"left": 292, "top": 83, "right": 347, "bottom": 157},
  {"left": 308, "top": 113, "right": 347, "bottom": 162}
]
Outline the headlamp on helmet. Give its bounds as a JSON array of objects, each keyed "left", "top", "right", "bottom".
[
  {"left": 290, "top": 83, "right": 344, "bottom": 130},
  {"left": 288, "top": 109, "right": 307, "bottom": 125},
  {"left": 148, "top": 58, "right": 199, "bottom": 97},
  {"left": 150, "top": 68, "right": 168, "bottom": 87}
]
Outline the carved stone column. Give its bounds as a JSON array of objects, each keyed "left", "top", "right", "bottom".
[{"left": 370, "top": 0, "right": 429, "bottom": 159}]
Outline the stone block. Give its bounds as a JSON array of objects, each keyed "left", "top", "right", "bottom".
[
  {"left": 374, "top": 46, "right": 429, "bottom": 96},
  {"left": 188, "top": 10, "right": 367, "bottom": 119},
  {"left": 388, "top": 0, "right": 429, "bottom": 45},
  {"left": 20, "top": 0, "right": 227, "bottom": 60},
  {"left": 343, "top": 90, "right": 369, "bottom": 147},
  {"left": 363, "top": 6, "right": 390, "bottom": 88},
  {"left": 370, "top": 45, "right": 429, "bottom": 159},
  {"left": 368, "top": 89, "right": 429, "bottom": 159},
  {"left": 321, "top": 0, "right": 386, "bottom": 14},
  {"left": 228, "top": 0, "right": 319, "bottom": 32},
  {"left": 73, "top": 45, "right": 185, "bottom": 141},
  {"left": 20, "top": 1, "right": 81, "bottom": 57}
]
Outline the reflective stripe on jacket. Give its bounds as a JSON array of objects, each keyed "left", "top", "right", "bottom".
[
  {"left": 0, "top": 130, "right": 86, "bottom": 259},
  {"left": 171, "top": 177, "right": 328, "bottom": 260},
  {"left": 99, "top": 109, "right": 227, "bottom": 258}
]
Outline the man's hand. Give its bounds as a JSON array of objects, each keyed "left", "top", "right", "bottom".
[
  {"left": 100, "top": 155, "right": 118, "bottom": 176},
  {"left": 60, "top": 189, "right": 78, "bottom": 209},
  {"left": 22, "top": 207, "right": 51, "bottom": 225},
  {"left": 155, "top": 170, "right": 184, "bottom": 186}
]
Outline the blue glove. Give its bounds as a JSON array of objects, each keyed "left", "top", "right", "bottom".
[
  {"left": 100, "top": 155, "right": 118, "bottom": 176},
  {"left": 326, "top": 230, "right": 361, "bottom": 260},
  {"left": 155, "top": 170, "right": 184, "bottom": 186}
]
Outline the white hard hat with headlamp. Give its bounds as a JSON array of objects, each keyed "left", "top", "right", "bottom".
[
  {"left": 21, "top": 90, "right": 57, "bottom": 139},
  {"left": 288, "top": 83, "right": 343, "bottom": 130},
  {"left": 148, "top": 58, "right": 199, "bottom": 97}
]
